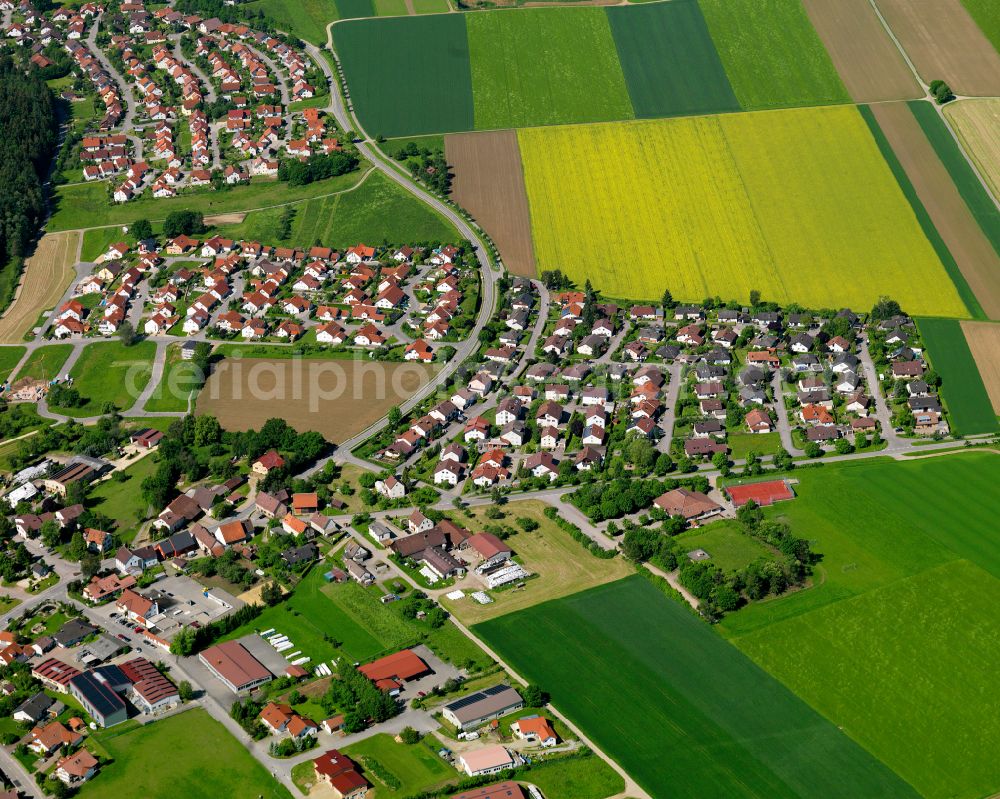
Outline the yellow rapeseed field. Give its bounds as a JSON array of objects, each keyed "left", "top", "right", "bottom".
[{"left": 518, "top": 106, "right": 968, "bottom": 317}]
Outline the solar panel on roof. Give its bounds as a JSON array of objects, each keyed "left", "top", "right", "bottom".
[{"left": 446, "top": 683, "right": 510, "bottom": 712}]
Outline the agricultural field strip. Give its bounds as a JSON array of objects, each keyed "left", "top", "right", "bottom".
[
  {"left": 960, "top": 320, "right": 1000, "bottom": 413},
  {"left": 517, "top": 106, "right": 967, "bottom": 314}
]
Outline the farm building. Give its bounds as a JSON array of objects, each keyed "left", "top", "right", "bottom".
[{"left": 443, "top": 684, "right": 524, "bottom": 731}]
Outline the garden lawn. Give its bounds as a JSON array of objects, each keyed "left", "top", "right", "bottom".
[
  {"left": 88, "top": 454, "right": 159, "bottom": 541},
  {"left": 699, "top": 0, "right": 849, "bottom": 109},
  {"left": 727, "top": 431, "right": 780, "bottom": 459},
  {"left": 440, "top": 499, "right": 633, "bottom": 624},
  {"left": 476, "top": 576, "right": 918, "bottom": 799},
  {"left": 80, "top": 227, "right": 123, "bottom": 262},
  {"left": 79, "top": 709, "right": 292, "bottom": 799},
  {"left": 916, "top": 317, "right": 999, "bottom": 434},
  {"left": 343, "top": 734, "right": 455, "bottom": 798},
  {"left": 961, "top": 0, "right": 1000, "bottom": 53},
  {"left": 519, "top": 106, "right": 966, "bottom": 315},
  {"left": 0, "top": 347, "right": 24, "bottom": 382},
  {"left": 607, "top": 0, "right": 738, "bottom": 118},
  {"left": 48, "top": 170, "right": 365, "bottom": 231},
  {"left": 526, "top": 756, "right": 625, "bottom": 799},
  {"left": 467, "top": 9, "right": 633, "bottom": 130},
  {"left": 675, "top": 520, "right": 774, "bottom": 575},
  {"left": 54, "top": 340, "right": 156, "bottom": 416},
  {"left": 333, "top": 15, "right": 473, "bottom": 137},
  {"left": 143, "top": 344, "right": 202, "bottom": 413}
]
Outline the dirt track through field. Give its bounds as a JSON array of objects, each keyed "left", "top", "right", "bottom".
[
  {"left": 945, "top": 99, "right": 1000, "bottom": 201},
  {"left": 197, "top": 357, "right": 436, "bottom": 443},
  {"left": 871, "top": 102, "right": 1000, "bottom": 319},
  {"left": 801, "top": 0, "right": 921, "bottom": 102},
  {"left": 446, "top": 130, "right": 536, "bottom": 277},
  {"left": 0, "top": 231, "right": 80, "bottom": 344},
  {"left": 875, "top": 0, "right": 1000, "bottom": 96},
  {"left": 960, "top": 321, "right": 1000, "bottom": 413}
]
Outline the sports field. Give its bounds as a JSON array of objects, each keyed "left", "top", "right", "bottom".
[
  {"left": 518, "top": 106, "right": 967, "bottom": 314},
  {"left": 334, "top": 2, "right": 849, "bottom": 136},
  {"left": 476, "top": 576, "right": 918, "bottom": 799},
  {"left": 81, "top": 709, "right": 291, "bottom": 799},
  {"left": 720, "top": 453, "right": 1000, "bottom": 799},
  {"left": 699, "top": 0, "right": 849, "bottom": 109},
  {"left": 916, "top": 317, "right": 999, "bottom": 434}
]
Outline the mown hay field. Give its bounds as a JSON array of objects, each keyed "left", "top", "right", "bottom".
[
  {"left": 467, "top": 9, "right": 633, "bottom": 130},
  {"left": 723, "top": 453, "right": 1000, "bottom": 799},
  {"left": 961, "top": 0, "right": 1000, "bottom": 52},
  {"left": 699, "top": 0, "right": 849, "bottom": 110},
  {"left": 961, "top": 320, "right": 1000, "bottom": 413},
  {"left": 476, "top": 576, "right": 918, "bottom": 799},
  {"left": 518, "top": 106, "right": 968, "bottom": 315},
  {"left": 944, "top": 99, "right": 1000, "bottom": 207},
  {"left": 917, "top": 317, "right": 999, "bottom": 434}
]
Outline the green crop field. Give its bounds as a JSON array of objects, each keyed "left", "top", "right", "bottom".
[
  {"left": 477, "top": 576, "right": 916, "bottom": 799},
  {"left": 917, "top": 317, "right": 998, "bottom": 434},
  {"left": 80, "top": 709, "right": 291, "bottom": 799},
  {"left": 337, "top": 0, "right": 374, "bottom": 17},
  {"left": 334, "top": 2, "right": 854, "bottom": 136},
  {"left": 467, "top": 9, "right": 633, "bottom": 130},
  {"left": 519, "top": 106, "right": 967, "bottom": 315},
  {"left": 51, "top": 340, "right": 156, "bottom": 417},
  {"left": 218, "top": 171, "right": 457, "bottom": 249},
  {"left": 961, "top": 0, "right": 1000, "bottom": 52},
  {"left": 699, "top": 0, "right": 849, "bottom": 109},
  {"left": 720, "top": 453, "right": 1000, "bottom": 799},
  {"left": 333, "top": 15, "right": 473, "bottom": 137},
  {"left": 607, "top": 0, "right": 738, "bottom": 118}
]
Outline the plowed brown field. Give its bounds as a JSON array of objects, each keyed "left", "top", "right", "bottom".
[
  {"left": 961, "top": 320, "right": 1000, "bottom": 412},
  {"left": 801, "top": 0, "right": 920, "bottom": 102},
  {"left": 197, "top": 357, "right": 435, "bottom": 443},
  {"left": 446, "top": 130, "right": 536, "bottom": 277},
  {"left": 871, "top": 102, "right": 1000, "bottom": 319},
  {"left": 0, "top": 231, "right": 80, "bottom": 344},
  {"left": 875, "top": 0, "right": 1000, "bottom": 96}
]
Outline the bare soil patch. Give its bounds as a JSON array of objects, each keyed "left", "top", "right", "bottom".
[
  {"left": 196, "top": 357, "right": 435, "bottom": 443},
  {"left": 945, "top": 99, "right": 1000, "bottom": 200},
  {"left": 0, "top": 231, "right": 80, "bottom": 344},
  {"left": 875, "top": 0, "right": 1000, "bottom": 96},
  {"left": 203, "top": 212, "right": 247, "bottom": 225},
  {"left": 801, "top": 0, "right": 920, "bottom": 102},
  {"left": 446, "top": 130, "right": 536, "bottom": 277},
  {"left": 961, "top": 320, "right": 1000, "bottom": 412},
  {"left": 871, "top": 102, "right": 1000, "bottom": 318}
]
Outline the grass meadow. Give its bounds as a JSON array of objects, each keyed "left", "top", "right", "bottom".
[
  {"left": 699, "top": 0, "right": 849, "bottom": 109},
  {"left": 467, "top": 9, "right": 633, "bottom": 130},
  {"left": 80, "top": 709, "right": 292, "bottom": 799},
  {"left": 916, "top": 317, "right": 998, "bottom": 434},
  {"left": 476, "top": 576, "right": 917, "bottom": 799},
  {"left": 143, "top": 344, "right": 201, "bottom": 413},
  {"left": 218, "top": 171, "right": 458, "bottom": 250},
  {"left": 518, "top": 106, "right": 967, "bottom": 314},
  {"left": 246, "top": 0, "right": 337, "bottom": 43},
  {"left": 0, "top": 347, "right": 24, "bottom": 383},
  {"left": 960, "top": 0, "right": 1000, "bottom": 53},
  {"left": 52, "top": 340, "right": 156, "bottom": 417},
  {"left": 721, "top": 453, "right": 1000, "bottom": 799}
]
